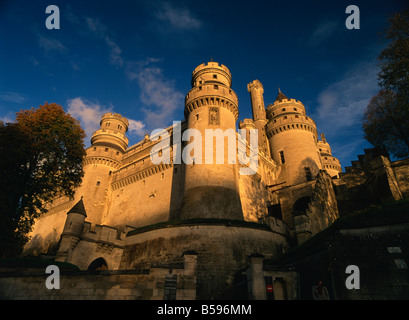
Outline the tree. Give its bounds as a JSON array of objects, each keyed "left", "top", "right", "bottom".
[
  {"left": 0, "top": 103, "right": 86, "bottom": 257},
  {"left": 363, "top": 90, "right": 409, "bottom": 158},
  {"left": 363, "top": 10, "right": 409, "bottom": 159}
]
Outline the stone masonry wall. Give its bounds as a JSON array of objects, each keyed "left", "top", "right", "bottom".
[
  {"left": 121, "top": 224, "right": 289, "bottom": 299},
  {"left": 0, "top": 267, "right": 196, "bottom": 300}
]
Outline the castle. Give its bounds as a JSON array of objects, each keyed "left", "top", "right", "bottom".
[{"left": 21, "top": 61, "right": 409, "bottom": 300}]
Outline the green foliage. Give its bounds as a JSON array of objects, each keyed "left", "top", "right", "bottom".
[
  {"left": 363, "top": 10, "right": 409, "bottom": 159},
  {"left": 0, "top": 102, "right": 86, "bottom": 257}
]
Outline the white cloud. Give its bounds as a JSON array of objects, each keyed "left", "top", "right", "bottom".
[
  {"left": 128, "top": 119, "right": 146, "bottom": 136},
  {"left": 38, "top": 34, "right": 67, "bottom": 53},
  {"left": 0, "top": 92, "right": 25, "bottom": 104},
  {"left": 0, "top": 115, "right": 15, "bottom": 124},
  {"left": 155, "top": 2, "right": 202, "bottom": 30},
  {"left": 311, "top": 57, "right": 381, "bottom": 168},
  {"left": 126, "top": 60, "right": 184, "bottom": 130},
  {"left": 314, "top": 58, "right": 379, "bottom": 135},
  {"left": 66, "top": 97, "right": 146, "bottom": 146},
  {"left": 105, "top": 36, "right": 124, "bottom": 68},
  {"left": 85, "top": 17, "right": 108, "bottom": 37},
  {"left": 67, "top": 97, "right": 112, "bottom": 141},
  {"left": 309, "top": 20, "right": 339, "bottom": 46},
  {"left": 85, "top": 17, "right": 123, "bottom": 67}
]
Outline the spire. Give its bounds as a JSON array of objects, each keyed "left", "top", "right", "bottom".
[
  {"left": 67, "top": 197, "right": 87, "bottom": 217},
  {"left": 275, "top": 88, "right": 288, "bottom": 102}
]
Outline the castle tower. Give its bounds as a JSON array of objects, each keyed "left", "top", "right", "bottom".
[
  {"left": 318, "top": 134, "right": 342, "bottom": 178},
  {"left": 55, "top": 198, "right": 87, "bottom": 262},
  {"left": 265, "top": 90, "right": 322, "bottom": 185},
  {"left": 75, "top": 113, "right": 129, "bottom": 224},
  {"left": 247, "top": 80, "right": 270, "bottom": 155},
  {"left": 179, "top": 61, "right": 243, "bottom": 220},
  {"left": 91, "top": 113, "right": 129, "bottom": 153}
]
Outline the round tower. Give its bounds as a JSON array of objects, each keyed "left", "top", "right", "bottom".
[
  {"left": 179, "top": 61, "right": 243, "bottom": 220},
  {"left": 91, "top": 113, "right": 129, "bottom": 153},
  {"left": 266, "top": 90, "right": 322, "bottom": 185},
  {"left": 247, "top": 80, "right": 270, "bottom": 155},
  {"left": 74, "top": 113, "right": 129, "bottom": 224},
  {"left": 318, "top": 134, "right": 342, "bottom": 178},
  {"left": 56, "top": 198, "right": 87, "bottom": 262}
]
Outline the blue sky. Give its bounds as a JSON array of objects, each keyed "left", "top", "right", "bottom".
[{"left": 0, "top": 0, "right": 407, "bottom": 170}]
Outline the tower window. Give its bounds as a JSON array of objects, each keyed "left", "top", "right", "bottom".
[
  {"left": 199, "top": 86, "right": 202, "bottom": 91},
  {"left": 105, "top": 148, "right": 108, "bottom": 152},
  {"left": 279, "top": 150, "right": 285, "bottom": 164},
  {"left": 295, "top": 115, "right": 299, "bottom": 118},
  {"left": 294, "top": 108, "right": 297, "bottom": 111},
  {"left": 284, "top": 116, "right": 287, "bottom": 119},
  {"left": 305, "top": 167, "right": 313, "bottom": 181},
  {"left": 161, "top": 173, "right": 165, "bottom": 180},
  {"left": 195, "top": 114, "right": 199, "bottom": 121},
  {"left": 213, "top": 74, "right": 217, "bottom": 79},
  {"left": 96, "top": 181, "right": 101, "bottom": 186},
  {"left": 282, "top": 108, "right": 286, "bottom": 111},
  {"left": 214, "top": 85, "right": 218, "bottom": 90}
]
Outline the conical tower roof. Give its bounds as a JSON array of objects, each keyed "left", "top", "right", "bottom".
[
  {"left": 275, "top": 88, "right": 288, "bottom": 102},
  {"left": 67, "top": 197, "right": 87, "bottom": 217}
]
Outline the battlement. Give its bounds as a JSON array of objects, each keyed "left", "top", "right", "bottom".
[
  {"left": 192, "top": 61, "right": 231, "bottom": 76},
  {"left": 82, "top": 221, "right": 134, "bottom": 244},
  {"left": 270, "top": 98, "right": 305, "bottom": 108},
  {"left": 343, "top": 147, "right": 390, "bottom": 173},
  {"left": 247, "top": 80, "right": 264, "bottom": 92},
  {"left": 239, "top": 118, "right": 256, "bottom": 128},
  {"left": 101, "top": 113, "right": 129, "bottom": 127}
]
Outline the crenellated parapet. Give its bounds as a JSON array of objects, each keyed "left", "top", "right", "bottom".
[
  {"left": 184, "top": 86, "right": 239, "bottom": 120},
  {"left": 91, "top": 113, "right": 129, "bottom": 153}
]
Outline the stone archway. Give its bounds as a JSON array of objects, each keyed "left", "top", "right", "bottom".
[
  {"left": 292, "top": 196, "right": 311, "bottom": 217},
  {"left": 87, "top": 257, "right": 108, "bottom": 271}
]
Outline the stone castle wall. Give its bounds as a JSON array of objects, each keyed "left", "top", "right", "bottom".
[{"left": 121, "top": 223, "right": 289, "bottom": 299}]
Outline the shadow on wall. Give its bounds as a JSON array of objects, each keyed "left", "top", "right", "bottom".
[
  {"left": 23, "top": 230, "right": 60, "bottom": 257},
  {"left": 295, "top": 157, "right": 320, "bottom": 185}
]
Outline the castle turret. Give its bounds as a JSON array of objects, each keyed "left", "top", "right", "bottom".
[
  {"left": 75, "top": 113, "right": 129, "bottom": 224},
  {"left": 56, "top": 198, "right": 87, "bottom": 262},
  {"left": 91, "top": 113, "right": 129, "bottom": 153},
  {"left": 318, "top": 134, "right": 342, "bottom": 178},
  {"left": 247, "top": 80, "right": 270, "bottom": 154},
  {"left": 266, "top": 90, "right": 322, "bottom": 185},
  {"left": 179, "top": 61, "right": 243, "bottom": 220}
]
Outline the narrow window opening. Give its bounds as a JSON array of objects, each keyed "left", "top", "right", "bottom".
[
  {"left": 305, "top": 167, "right": 313, "bottom": 181},
  {"left": 279, "top": 151, "right": 285, "bottom": 164}
]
